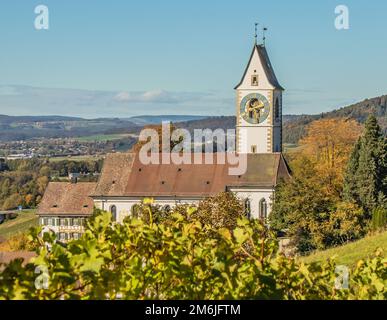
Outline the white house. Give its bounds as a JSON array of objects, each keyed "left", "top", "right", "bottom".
[{"left": 38, "top": 182, "right": 96, "bottom": 241}]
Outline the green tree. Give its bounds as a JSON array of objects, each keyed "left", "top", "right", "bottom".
[
  {"left": 270, "top": 156, "right": 335, "bottom": 252},
  {"left": 343, "top": 139, "right": 361, "bottom": 202},
  {"left": 1, "top": 178, "right": 11, "bottom": 197},
  {"left": 270, "top": 156, "right": 369, "bottom": 253},
  {"left": 371, "top": 207, "right": 387, "bottom": 231},
  {"left": 193, "top": 192, "right": 245, "bottom": 231},
  {"left": 344, "top": 115, "right": 387, "bottom": 213},
  {"left": 2, "top": 193, "right": 23, "bottom": 210},
  {"left": 322, "top": 202, "right": 366, "bottom": 246}
]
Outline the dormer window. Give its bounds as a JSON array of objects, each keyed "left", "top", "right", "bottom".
[{"left": 251, "top": 75, "right": 259, "bottom": 86}]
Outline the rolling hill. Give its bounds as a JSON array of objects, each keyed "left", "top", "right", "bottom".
[
  {"left": 0, "top": 94, "right": 385, "bottom": 143},
  {"left": 283, "top": 95, "right": 387, "bottom": 144},
  {"left": 299, "top": 231, "right": 387, "bottom": 266},
  {"left": 126, "top": 115, "right": 208, "bottom": 125},
  {"left": 177, "top": 94, "right": 386, "bottom": 144},
  {"left": 0, "top": 115, "right": 209, "bottom": 141}
]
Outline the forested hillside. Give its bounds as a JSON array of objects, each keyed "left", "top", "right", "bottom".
[
  {"left": 176, "top": 94, "right": 387, "bottom": 145},
  {"left": 0, "top": 158, "right": 102, "bottom": 210},
  {"left": 176, "top": 116, "right": 236, "bottom": 133},
  {"left": 1, "top": 95, "right": 386, "bottom": 144},
  {"left": 283, "top": 95, "right": 387, "bottom": 144}
]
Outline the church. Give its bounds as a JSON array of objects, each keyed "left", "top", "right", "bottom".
[{"left": 38, "top": 40, "right": 291, "bottom": 240}]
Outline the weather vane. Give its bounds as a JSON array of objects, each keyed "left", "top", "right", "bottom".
[
  {"left": 254, "top": 22, "right": 259, "bottom": 45},
  {"left": 263, "top": 27, "right": 268, "bottom": 46}
]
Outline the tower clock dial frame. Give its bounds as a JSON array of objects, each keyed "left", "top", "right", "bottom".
[{"left": 239, "top": 93, "right": 270, "bottom": 124}]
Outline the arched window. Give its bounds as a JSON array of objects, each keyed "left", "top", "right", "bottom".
[
  {"left": 131, "top": 204, "right": 141, "bottom": 219},
  {"left": 244, "top": 199, "right": 251, "bottom": 219},
  {"left": 110, "top": 205, "right": 117, "bottom": 222},
  {"left": 259, "top": 198, "right": 267, "bottom": 221},
  {"left": 275, "top": 98, "right": 280, "bottom": 120}
]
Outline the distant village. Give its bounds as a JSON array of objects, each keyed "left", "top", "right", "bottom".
[{"left": 0, "top": 136, "right": 137, "bottom": 160}]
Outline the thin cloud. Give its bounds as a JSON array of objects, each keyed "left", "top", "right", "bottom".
[
  {"left": 0, "top": 86, "right": 20, "bottom": 96},
  {"left": 113, "top": 89, "right": 211, "bottom": 104},
  {"left": 0, "top": 85, "right": 221, "bottom": 117}
]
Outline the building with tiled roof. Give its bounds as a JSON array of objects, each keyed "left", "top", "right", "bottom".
[
  {"left": 91, "top": 152, "right": 290, "bottom": 221},
  {"left": 90, "top": 41, "right": 289, "bottom": 221},
  {"left": 38, "top": 182, "right": 96, "bottom": 241},
  {"left": 39, "top": 39, "right": 290, "bottom": 230},
  {"left": 0, "top": 251, "right": 36, "bottom": 269}
]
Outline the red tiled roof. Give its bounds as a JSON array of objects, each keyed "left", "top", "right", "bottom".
[
  {"left": 38, "top": 182, "right": 96, "bottom": 216},
  {"left": 92, "top": 153, "right": 291, "bottom": 198},
  {"left": 0, "top": 251, "right": 36, "bottom": 266}
]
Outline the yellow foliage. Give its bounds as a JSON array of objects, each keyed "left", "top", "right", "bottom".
[
  {"left": 0, "top": 233, "right": 32, "bottom": 252},
  {"left": 299, "top": 118, "right": 362, "bottom": 194},
  {"left": 25, "top": 194, "right": 34, "bottom": 206}
]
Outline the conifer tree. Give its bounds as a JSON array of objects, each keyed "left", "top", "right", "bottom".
[
  {"left": 343, "top": 139, "right": 361, "bottom": 202},
  {"left": 343, "top": 115, "right": 387, "bottom": 213}
]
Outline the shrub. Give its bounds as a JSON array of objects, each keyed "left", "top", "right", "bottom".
[
  {"left": 0, "top": 205, "right": 385, "bottom": 300},
  {"left": 371, "top": 207, "right": 387, "bottom": 231}
]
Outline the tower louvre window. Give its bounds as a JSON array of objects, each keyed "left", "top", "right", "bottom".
[
  {"left": 251, "top": 75, "right": 259, "bottom": 86},
  {"left": 275, "top": 98, "right": 280, "bottom": 120}
]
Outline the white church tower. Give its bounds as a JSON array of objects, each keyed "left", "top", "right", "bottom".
[{"left": 235, "top": 34, "right": 284, "bottom": 154}]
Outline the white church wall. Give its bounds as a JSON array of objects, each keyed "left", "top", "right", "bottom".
[
  {"left": 228, "top": 187, "right": 274, "bottom": 219},
  {"left": 94, "top": 197, "right": 202, "bottom": 223},
  {"left": 93, "top": 188, "right": 274, "bottom": 223}
]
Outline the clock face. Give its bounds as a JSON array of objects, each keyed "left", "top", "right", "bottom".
[{"left": 240, "top": 93, "right": 270, "bottom": 124}]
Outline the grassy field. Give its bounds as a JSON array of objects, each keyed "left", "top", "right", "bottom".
[
  {"left": 283, "top": 143, "right": 306, "bottom": 154},
  {"left": 299, "top": 231, "right": 387, "bottom": 266},
  {"left": 0, "top": 210, "right": 38, "bottom": 240}
]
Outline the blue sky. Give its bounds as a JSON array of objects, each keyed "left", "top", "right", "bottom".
[{"left": 0, "top": 0, "right": 386, "bottom": 118}]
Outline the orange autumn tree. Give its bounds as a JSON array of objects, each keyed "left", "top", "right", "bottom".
[
  {"left": 131, "top": 123, "right": 183, "bottom": 153},
  {"left": 300, "top": 118, "right": 362, "bottom": 195}
]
